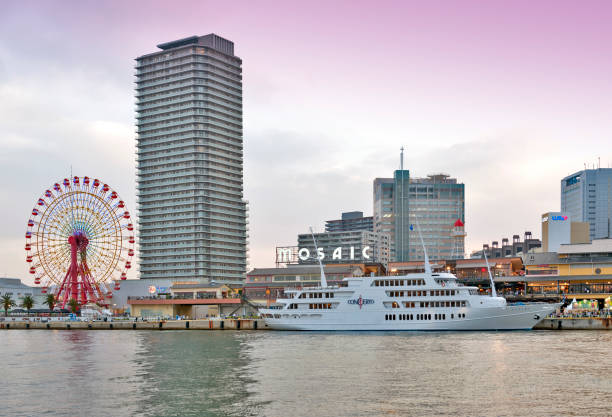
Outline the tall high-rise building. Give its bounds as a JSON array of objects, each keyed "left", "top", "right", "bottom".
[
  {"left": 374, "top": 172, "right": 465, "bottom": 262},
  {"left": 561, "top": 168, "right": 612, "bottom": 239},
  {"left": 135, "top": 34, "right": 248, "bottom": 281},
  {"left": 373, "top": 178, "right": 395, "bottom": 258}
]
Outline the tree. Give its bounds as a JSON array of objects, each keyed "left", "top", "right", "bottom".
[
  {"left": 68, "top": 298, "right": 80, "bottom": 315},
  {"left": 44, "top": 294, "right": 57, "bottom": 313},
  {"left": 21, "top": 295, "right": 34, "bottom": 315},
  {"left": 2, "top": 294, "right": 15, "bottom": 316}
]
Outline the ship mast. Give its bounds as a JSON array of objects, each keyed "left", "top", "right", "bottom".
[
  {"left": 483, "top": 250, "right": 497, "bottom": 297},
  {"left": 310, "top": 227, "right": 327, "bottom": 288},
  {"left": 413, "top": 219, "right": 432, "bottom": 276}
]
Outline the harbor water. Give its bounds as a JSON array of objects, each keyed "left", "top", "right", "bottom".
[{"left": 2, "top": 330, "right": 611, "bottom": 416}]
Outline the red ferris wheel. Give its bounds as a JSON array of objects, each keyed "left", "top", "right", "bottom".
[{"left": 25, "top": 176, "right": 134, "bottom": 309}]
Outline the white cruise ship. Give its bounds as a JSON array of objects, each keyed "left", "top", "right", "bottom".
[{"left": 259, "top": 271, "right": 558, "bottom": 331}]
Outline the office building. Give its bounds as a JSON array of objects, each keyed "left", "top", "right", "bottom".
[
  {"left": 136, "top": 34, "right": 248, "bottom": 281},
  {"left": 373, "top": 177, "right": 396, "bottom": 258},
  {"left": 541, "top": 212, "right": 590, "bottom": 252},
  {"left": 561, "top": 168, "right": 612, "bottom": 239},
  {"left": 325, "top": 211, "right": 373, "bottom": 232},
  {"left": 374, "top": 172, "right": 465, "bottom": 262}
]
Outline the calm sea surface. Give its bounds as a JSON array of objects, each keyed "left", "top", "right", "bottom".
[{"left": 2, "top": 330, "right": 611, "bottom": 417}]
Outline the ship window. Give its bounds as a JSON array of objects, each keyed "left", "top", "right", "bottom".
[
  {"left": 428, "top": 314, "right": 431, "bottom": 320},
  {"left": 461, "top": 301, "right": 466, "bottom": 307},
  {"left": 385, "top": 314, "right": 388, "bottom": 320},
  {"left": 451, "top": 314, "right": 454, "bottom": 319},
  {"left": 443, "top": 314, "right": 446, "bottom": 320},
  {"left": 392, "top": 302, "right": 399, "bottom": 308}
]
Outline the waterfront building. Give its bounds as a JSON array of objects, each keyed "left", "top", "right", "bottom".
[
  {"left": 0, "top": 278, "right": 45, "bottom": 310},
  {"left": 388, "top": 257, "right": 523, "bottom": 281},
  {"left": 541, "top": 212, "right": 589, "bottom": 252},
  {"left": 245, "top": 263, "right": 385, "bottom": 305},
  {"left": 127, "top": 281, "right": 245, "bottom": 318},
  {"left": 109, "top": 277, "right": 185, "bottom": 313},
  {"left": 522, "top": 238, "right": 612, "bottom": 303},
  {"left": 374, "top": 172, "right": 465, "bottom": 262},
  {"left": 561, "top": 168, "right": 612, "bottom": 239},
  {"left": 296, "top": 230, "right": 390, "bottom": 265},
  {"left": 135, "top": 34, "right": 248, "bottom": 281},
  {"left": 325, "top": 211, "right": 373, "bottom": 232},
  {"left": 471, "top": 232, "right": 541, "bottom": 258}
]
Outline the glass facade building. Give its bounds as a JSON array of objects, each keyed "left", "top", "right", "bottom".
[
  {"left": 135, "top": 34, "right": 248, "bottom": 281},
  {"left": 561, "top": 168, "right": 612, "bottom": 240},
  {"left": 374, "top": 172, "right": 465, "bottom": 262}
]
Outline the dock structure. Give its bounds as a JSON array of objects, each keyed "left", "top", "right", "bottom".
[
  {"left": 535, "top": 317, "right": 612, "bottom": 330},
  {"left": 0, "top": 319, "right": 267, "bottom": 330}
]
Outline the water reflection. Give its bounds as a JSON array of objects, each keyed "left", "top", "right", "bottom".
[{"left": 1, "top": 330, "right": 611, "bottom": 416}]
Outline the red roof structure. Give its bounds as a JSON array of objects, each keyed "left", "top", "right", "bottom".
[{"left": 454, "top": 219, "right": 464, "bottom": 227}]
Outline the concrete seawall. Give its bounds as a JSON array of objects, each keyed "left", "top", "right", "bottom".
[
  {"left": 0, "top": 319, "right": 268, "bottom": 330},
  {"left": 535, "top": 317, "right": 612, "bottom": 330}
]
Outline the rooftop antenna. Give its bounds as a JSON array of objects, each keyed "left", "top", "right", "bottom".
[
  {"left": 400, "top": 146, "right": 404, "bottom": 171},
  {"left": 413, "top": 218, "right": 432, "bottom": 276},
  {"left": 483, "top": 250, "right": 497, "bottom": 297},
  {"left": 309, "top": 227, "right": 327, "bottom": 288}
]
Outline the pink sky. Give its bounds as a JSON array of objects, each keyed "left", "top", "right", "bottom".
[{"left": 1, "top": 0, "right": 612, "bottom": 283}]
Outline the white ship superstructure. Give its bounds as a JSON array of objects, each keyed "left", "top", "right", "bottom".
[{"left": 259, "top": 272, "right": 558, "bottom": 331}]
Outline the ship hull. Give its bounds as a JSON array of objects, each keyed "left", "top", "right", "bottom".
[{"left": 262, "top": 303, "right": 557, "bottom": 331}]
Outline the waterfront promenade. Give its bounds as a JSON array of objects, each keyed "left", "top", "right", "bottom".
[
  {"left": 0, "top": 318, "right": 266, "bottom": 330},
  {"left": 2, "top": 317, "right": 612, "bottom": 330}
]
